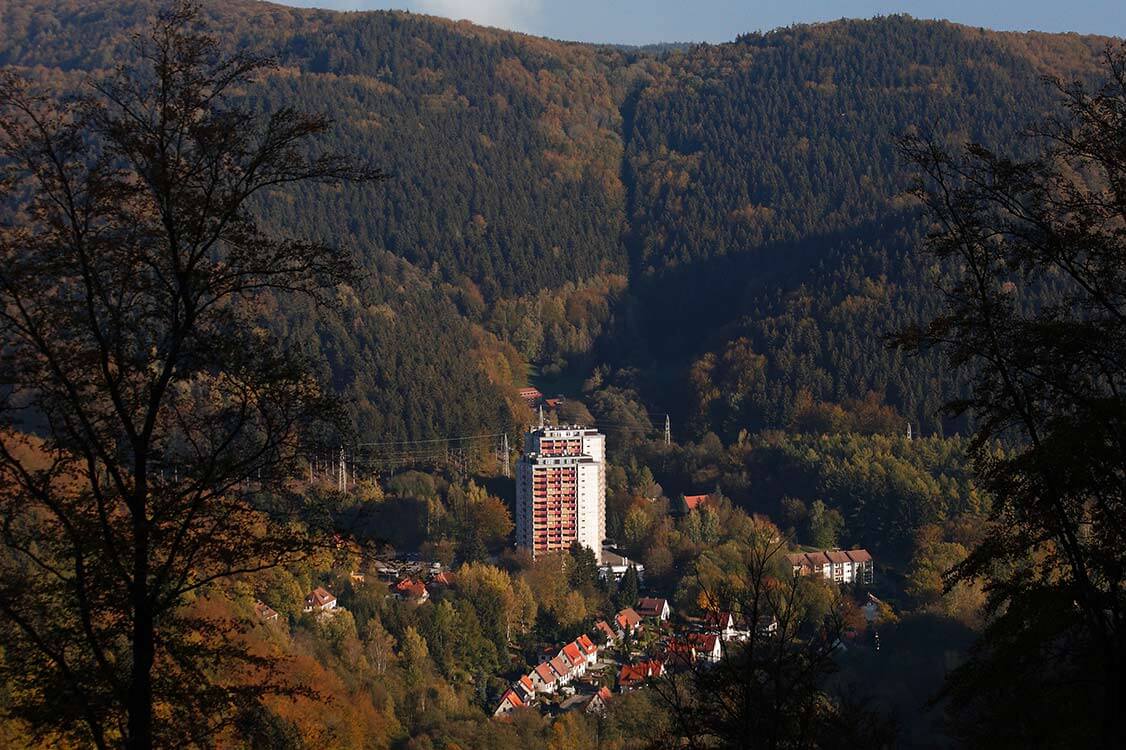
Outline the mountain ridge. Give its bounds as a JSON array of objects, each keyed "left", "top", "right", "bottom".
[{"left": 0, "top": 0, "right": 1117, "bottom": 442}]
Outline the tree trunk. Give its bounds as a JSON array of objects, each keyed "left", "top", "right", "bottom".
[{"left": 126, "top": 496, "right": 154, "bottom": 750}]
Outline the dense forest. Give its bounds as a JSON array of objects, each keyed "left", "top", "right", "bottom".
[
  {"left": 2, "top": 2, "right": 1122, "bottom": 748},
  {"left": 0, "top": 0, "right": 1109, "bottom": 443}
]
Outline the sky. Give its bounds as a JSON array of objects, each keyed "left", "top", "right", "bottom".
[{"left": 276, "top": 0, "right": 1126, "bottom": 45}]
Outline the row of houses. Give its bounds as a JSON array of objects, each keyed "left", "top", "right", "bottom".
[
  {"left": 786, "top": 548, "right": 874, "bottom": 585},
  {"left": 495, "top": 634, "right": 601, "bottom": 715}
]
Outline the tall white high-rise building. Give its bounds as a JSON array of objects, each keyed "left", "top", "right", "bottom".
[{"left": 516, "top": 425, "right": 606, "bottom": 563}]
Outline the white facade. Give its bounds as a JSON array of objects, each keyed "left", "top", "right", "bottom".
[{"left": 516, "top": 426, "right": 606, "bottom": 563}]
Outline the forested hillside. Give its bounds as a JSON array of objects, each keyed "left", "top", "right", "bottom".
[{"left": 0, "top": 0, "right": 1111, "bottom": 442}]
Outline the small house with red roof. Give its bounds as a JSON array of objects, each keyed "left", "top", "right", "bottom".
[
  {"left": 680, "top": 493, "right": 713, "bottom": 514},
  {"left": 615, "top": 607, "right": 642, "bottom": 633},
  {"left": 394, "top": 578, "right": 430, "bottom": 603},
  {"left": 561, "top": 642, "right": 586, "bottom": 677},
  {"left": 254, "top": 600, "right": 279, "bottom": 623},
  {"left": 549, "top": 655, "right": 574, "bottom": 686},
  {"left": 688, "top": 633, "right": 723, "bottom": 663},
  {"left": 617, "top": 660, "right": 664, "bottom": 691},
  {"left": 596, "top": 619, "right": 619, "bottom": 642},
  {"left": 515, "top": 674, "right": 535, "bottom": 701},
  {"left": 303, "top": 587, "right": 336, "bottom": 613},
  {"left": 663, "top": 640, "right": 697, "bottom": 669},
  {"left": 576, "top": 634, "right": 598, "bottom": 665},
  {"left": 517, "top": 387, "right": 543, "bottom": 406},
  {"left": 705, "top": 611, "right": 751, "bottom": 642},
  {"left": 532, "top": 661, "right": 558, "bottom": 694},
  {"left": 494, "top": 688, "right": 525, "bottom": 716},
  {"left": 636, "top": 597, "right": 671, "bottom": 621},
  {"left": 429, "top": 571, "right": 454, "bottom": 588},
  {"left": 587, "top": 686, "right": 612, "bottom": 715}
]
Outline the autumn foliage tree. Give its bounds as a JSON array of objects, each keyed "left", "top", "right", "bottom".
[{"left": 0, "top": 3, "right": 381, "bottom": 747}]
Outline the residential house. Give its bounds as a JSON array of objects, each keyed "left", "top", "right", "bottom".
[
  {"left": 394, "top": 578, "right": 430, "bottom": 603},
  {"left": 825, "top": 549, "right": 855, "bottom": 583},
  {"left": 688, "top": 633, "right": 723, "bottom": 664},
  {"left": 517, "top": 387, "right": 543, "bottom": 407},
  {"left": 636, "top": 597, "right": 671, "bottom": 621},
  {"left": 561, "top": 642, "right": 586, "bottom": 678},
  {"left": 532, "top": 662, "right": 558, "bottom": 694},
  {"left": 587, "top": 686, "right": 611, "bottom": 715},
  {"left": 845, "top": 549, "right": 875, "bottom": 584},
  {"left": 599, "top": 547, "right": 645, "bottom": 583},
  {"left": 514, "top": 674, "right": 535, "bottom": 702},
  {"left": 680, "top": 493, "right": 712, "bottom": 514},
  {"left": 787, "top": 549, "right": 874, "bottom": 585},
  {"left": 615, "top": 607, "right": 642, "bottom": 634},
  {"left": 549, "top": 655, "right": 574, "bottom": 686},
  {"left": 254, "top": 600, "right": 279, "bottom": 623},
  {"left": 576, "top": 634, "right": 599, "bottom": 666},
  {"left": 862, "top": 593, "right": 885, "bottom": 624},
  {"left": 349, "top": 570, "right": 366, "bottom": 587},
  {"left": 494, "top": 689, "right": 525, "bottom": 716},
  {"left": 705, "top": 611, "right": 748, "bottom": 642},
  {"left": 663, "top": 640, "right": 697, "bottom": 669},
  {"left": 303, "top": 587, "right": 336, "bottom": 612},
  {"left": 596, "top": 619, "right": 619, "bottom": 642},
  {"left": 617, "top": 660, "right": 664, "bottom": 691}
]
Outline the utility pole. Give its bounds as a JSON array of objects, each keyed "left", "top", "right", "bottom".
[
  {"left": 502, "top": 433, "right": 510, "bottom": 478},
  {"left": 539, "top": 405, "right": 544, "bottom": 429},
  {"left": 338, "top": 445, "right": 347, "bottom": 492},
  {"left": 664, "top": 414, "right": 672, "bottom": 446}
]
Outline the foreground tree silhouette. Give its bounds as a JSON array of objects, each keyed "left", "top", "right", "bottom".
[
  {"left": 898, "top": 45, "right": 1126, "bottom": 746},
  {"left": 0, "top": 4, "right": 382, "bottom": 747}
]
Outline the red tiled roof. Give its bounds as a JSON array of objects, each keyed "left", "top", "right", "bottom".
[
  {"left": 689, "top": 633, "right": 720, "bottom": 652},
  {"left": 664, "top": 641, "right": 696, "bottom": 667},
  {"left": 616, "top": 608, "right": 642, "bottom": 629},
  {"left": 576, "top": 634, "right": 596, "bottom": 654},
  {"left": 682, "top": 494, "right": 710, "bottom": 511},
  {"left": 786, "top": 552, "right": 810, "bottom": 566},
  {"left": 846, "top": 549, "right": 872, "bottom": 563},
  {"left": 519, "top": 674, "right": 534, "bottom": 692},
  {"left": 596, "top": 620, "right": 617, "bottom": 639},
  {"left": 534, "top": 662, "right": 557, "bottom": 684},
  {"left": 501, "top": 689, "right": 523, "bottom": 708},
  {"left": 550, "top": 655, "right": 571, "bottom": 677},
  {"left": 636, "top": 597, "right": 668, "bottom": 617},
  {"left": 306, "top": 587, "right": 335, "bottom": 607},
  {"left": 804, "top": 551, "right": 832, "bottom": 566},
  {"left": 430, "top": 571, "right": 454, "bottom": 587},
  {"left": 618, "top": 660, "right": 663, "bottom": 686},
  {"left": 825, "top": 550, "right": 852, "bottom": 564},
  {"left": 705, "top": 611, "right": 735, "bottom": 628},
  {"left": 254, "top": 600, "right": 279, "bottom": 620},
  {"left": 562, "top": 642, "right": 583, "bottom": 666}
]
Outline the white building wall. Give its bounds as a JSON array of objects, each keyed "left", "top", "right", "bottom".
[{"left": 517, "top": 426, "right": 605, "bottom": 564}]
